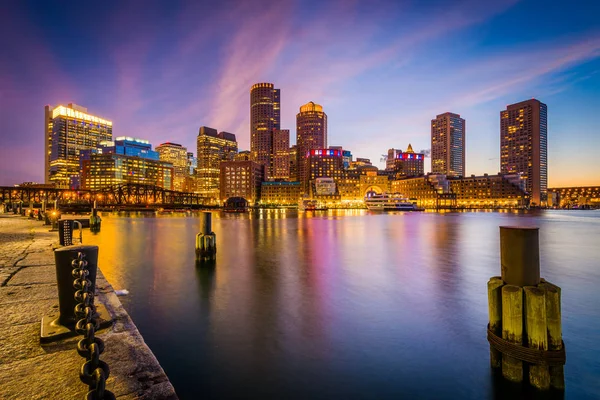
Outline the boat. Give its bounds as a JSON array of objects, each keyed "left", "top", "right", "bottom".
[
  {"left": 299, "top": 199, "right": 327, "bottom": 211},
  {"left": 364, "top": 193, "right": 418, "bottom": 211}
]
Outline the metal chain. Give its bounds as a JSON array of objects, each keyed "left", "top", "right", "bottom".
[{"left": 72, "top": 252, "right": 116, "bottom": 400}]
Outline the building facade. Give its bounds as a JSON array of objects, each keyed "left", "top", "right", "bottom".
[
  {"left": 250, "top": 83, "right": 280, "bottom": 177},
  {"left": 219, "top": 161, "right": 265, "bottom": 205},
  {"left": 305, "top": 149, "right": 344, "bottom": 195},
  {"left": 431, "top": 112, "right": 465, "bottom": 177},
  {"left": 272, "top": 129, "right": 290, "bottom": 180},
  {"left": 548, "top": 186, "right": 600, "bottom": 208},
  {"left": 386, "top": 148, "right": 402, "bottom": 171},
  {"left": 289, "top": 145, "right": 298, "bottom": 182},
  {"left": 80, "top": 138, "right": 172, "bottom": 190},
  {"left": 260, "top": 181, "right": 302, "bottom": 205},
  {"left": 196, "top": 127, "right": 238, "bottom": 199},
  {"left": 297, "top": 102, "right": 327, "bottom": 189},
  {"left": 500, "top": 99, "right": 548, "bottom": 206},
  {"left": 448, "top": 174, "right": 528, "bottom": 208},
  {"left": 393, "top": 144, "right": 425, "bottom": 178},
  {"left": 45, "top": 103, "right": 112, "bottom": 188},
  {"left": 156, "top": 142, "right": 188, "bottom": 192},
  {"left": 234, "top": 150, "right": 251, "bottom": 161}
]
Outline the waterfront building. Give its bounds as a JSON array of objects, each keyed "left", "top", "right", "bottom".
[
  {"left": 359, "top": 169, "right": 390, "bottom": 198},
  {"left": 393, "top": 144, "right": 425, "bottom": 178},
  {"left": 260, "top": 181, "right": 302, "bottom": 205},
  {"left": 306, "top": 148, "right": 344, "bottom": 195},
  {"left": 234, "top": 150, "right": 252, "bottom": 161},
  {"left": 289, "top": 145, "right": 298, "bottom": 182},
  {"left": 156, "top": 142, "right": 188, "bottom": 191},
  {"left": 390, "top": 176, "right": 441, "bottom": 209},
  {"left": 449, "top": 174, "right": 528, "bottom": 208},
  {"left": 219, "top": 160, "right": 265, "bottom": 205},
  {"left": 44, "top": 103, "right": 112, "bottom": 188},
  {"left": 548, "top": 186, "right": 600, "bottom": 208},
  {"left": 431, "top": 112, "right": 465, "bottom": 177},
  {"left": 80, "top": 137, "right": 172, "bottom": 190},
  {"left": 337, "top": 170, "right": 361, "bottom": 201},
  {"left": 390, "top": 173, "right": 527, "bottom": 209},
  {"left": 197, "top": 127, "right": 238, "bottom": 199},
  {"left": 250, "top": 82, "right": 280, "bottom": 177},
  {"left": 273, "top": 129, "right": 290, "bottom": 180},
  {"left": 297, "top": 101, "right": 327, "bottom": 188},
  {"left": 501, "top": 99, "right": 548, "bottom": 206}
]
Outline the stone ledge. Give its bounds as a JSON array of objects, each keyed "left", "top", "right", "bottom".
[{"left": 0, "top": 216, "right": 178, "bottom": 400}]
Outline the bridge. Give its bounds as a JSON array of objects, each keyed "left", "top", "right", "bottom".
[{"left": 0, "top": 183, "right": 213, "bottom": 209}]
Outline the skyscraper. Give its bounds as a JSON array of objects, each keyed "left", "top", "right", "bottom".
[
  {"left": 500, "top": 99, "right": 548, "bottom": 206},
  {"left": 272, "top": 129, "right": 290, "bottom": 180},
  {"left": 156, "top": 142, "right": 188, "bottom": 192},
  {"left": 45, "top": 103, "right": 112, "bottom": 187},
  {"left": 431, "top": 112, "right": 465, "bottom": 177},
  {"left": 250, "top": 83, "right": 280, "bottom": 177},
  {"left": 296, "top": 101, "right": 327, "bottom": 192},
  {"left": 197, "top": 127, "right": 238, "bottom": 199}
]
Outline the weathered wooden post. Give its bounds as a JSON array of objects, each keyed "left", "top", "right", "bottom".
[
  {"left": 501, "top": 285, "right": 523, "bottom": 382},
  {"left": 487, "top": 276, "right": 503, "bottom": 368},
  {"left": 487, "top": 226, "right": 566, "bottom": 390},
  {"left": 196, "top": 212, "right": 216, "bottom": 264},
  {"left": 539, "top": 280, "right": 565, "bottom": 390},
  {"left": 524, "top": 286, "right": 550, "bottom": 390}
]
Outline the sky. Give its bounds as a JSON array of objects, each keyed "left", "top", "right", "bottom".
[{"left": 1, "top": 0, "right": 600, "bottom": 187}]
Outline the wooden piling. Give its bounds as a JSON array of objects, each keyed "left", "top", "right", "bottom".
[
  {"left": 488, "top": 276, "right": 504, "bottom": 368},
  {"left": 539, "top": 281, "right": 564, "bottom": 390},
  {"left": 501, "top": 285, "right": 523, "bottom": 382},
  {"left": 524, "top": 286, "right": 550, "bottom": 390}
]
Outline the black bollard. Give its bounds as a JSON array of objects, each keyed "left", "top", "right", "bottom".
[
  {"left": 196, "top": 212, "right": 216, "bottom": 264},
  {"left": 40, "top": 245, "right": 112, "bottom": 343}
]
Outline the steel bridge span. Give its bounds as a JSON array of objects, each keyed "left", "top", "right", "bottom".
[{"left": 0, "top": 184, "right": 212, "bottom": 209}]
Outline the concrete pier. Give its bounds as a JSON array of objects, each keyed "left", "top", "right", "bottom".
[{"left": 0, "top": 215, "right": 178, "bottom": 399}]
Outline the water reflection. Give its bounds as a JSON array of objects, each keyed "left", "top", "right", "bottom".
[{"left": 82, "top": 210, "right": 600, "bottom": 399}]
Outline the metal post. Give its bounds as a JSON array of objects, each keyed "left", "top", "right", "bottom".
[
  {"left": 500, "top": 226, "right": 540, "bottom": 286},
  {"left": 58, "top": 219, "right": 74, "bottom": 246},
  {"left": 40, "top": 245, "right": 112, "bottom": 342},
  {"left": 196, "top": 212, "right": 216, "bottom": 265}
]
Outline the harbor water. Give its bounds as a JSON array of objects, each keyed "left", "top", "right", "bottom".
[{"left": 83, "top": 210, "right": 600, "bottom": 399}]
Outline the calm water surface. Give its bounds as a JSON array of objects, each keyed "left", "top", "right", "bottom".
[{"left": 83, "top": 210, "right": 600, "bottom": 399}]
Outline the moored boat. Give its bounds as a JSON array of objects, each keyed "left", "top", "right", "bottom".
[{"left": 364, "top": 193, "right": 418, "bottom": 211}]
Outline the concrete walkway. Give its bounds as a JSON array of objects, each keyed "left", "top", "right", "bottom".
[{"left": 0, "top": 215, "right": 178, "bottom": 399}]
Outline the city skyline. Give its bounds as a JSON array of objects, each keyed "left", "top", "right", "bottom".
[{"left": 2, "top": 0, "right": 600, "bottom": 187}]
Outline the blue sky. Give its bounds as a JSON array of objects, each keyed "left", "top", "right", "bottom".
[{"left": 1, "top": 0, "right": 599, "bottom": 186}]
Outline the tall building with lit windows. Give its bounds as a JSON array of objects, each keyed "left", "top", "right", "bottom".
[
  {"left": 501, "top": 99, "right": 548, "bottom": 206},
  {"left": 156, "top": 142, "right": 188, "bottom": 192},
  {"left": 44, "top": 103, "right": 112, "bottom": 188},
  {"left": 196, "top": 126, "right": 238, "bottom": 199},
  {"left": 273, "top": 129, "right": 290, "bottom": 180},
  {"left": 250, "top": 83, "right": 280, "bottom": 177},
  {"left": 305, "top": 149, "right": 343, "bottom": 195},
  {"left": 297, "top": 101, "right": 327, "bottom": 189},
  {"left": 431, "top": 112, "right": 465, "bottom": 177}
]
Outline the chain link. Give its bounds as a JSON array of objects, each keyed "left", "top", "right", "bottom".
[{"left": 72, "top": 252, "right": 116, "bottom": 400}]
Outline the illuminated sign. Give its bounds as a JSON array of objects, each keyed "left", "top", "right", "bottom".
[
  {"left": 396, "top": 153, "right": 424, "bottom": 160},
  {"left": 307, "top": 149, "right": 342, "bottom": 157},
  {"left": 52, "top": 105, "right": 112, "bottom": 126}
]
